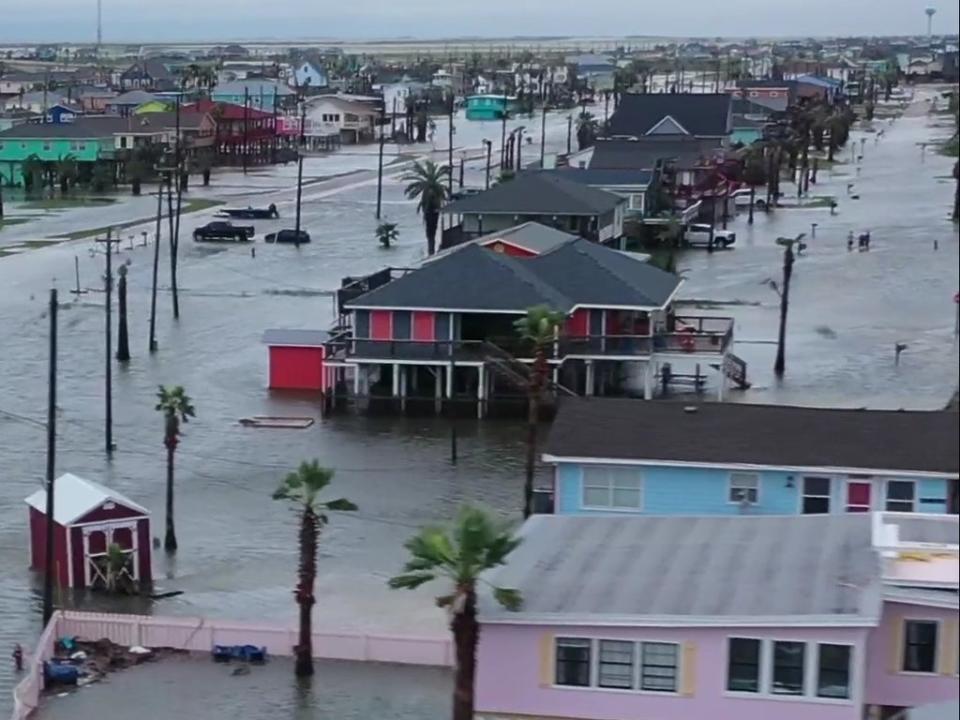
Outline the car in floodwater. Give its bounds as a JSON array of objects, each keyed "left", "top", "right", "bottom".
[
  {"left": 264, "top": 229, "right": 311, "bottom": 244},
  {"left": 730, "top": 187, "right": 767, "bottom": 209},
  {"left": 193, "top": 221, "right": 255, "bottom": 242},
  {"left": 686, "top": 224, "right": 735, "bottom": 249}
]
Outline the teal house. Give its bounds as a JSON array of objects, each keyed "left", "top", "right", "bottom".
[
  {"left": 0, "top": 118, "right": 121, "bottom": 186},
  {"left": 211, "top": 80, "right": 295, "bottom": 111},
  {"left": 465, "top": 95, "right": 518, "bottom": 121},
  {"left": 543, "top": 399, "right": 958, "bottom": 516}
]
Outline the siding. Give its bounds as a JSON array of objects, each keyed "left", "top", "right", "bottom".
[
  {"left": 476, "top": 623, "right": 866, "bottom": 720},
  {"left": 554, "top": 463, "right": 950, "bottom": 517}
]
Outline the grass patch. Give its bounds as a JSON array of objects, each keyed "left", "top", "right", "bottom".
[
  {"left": 0, "top": 217, "right": 31, "bottom": 230},
  {"left": 939, "top": 134, "right": 959, "bottom": 157},
  {"left": 55, "top": 198, "right": 223, "bottom": 240},
  {"left": 22, "top": 196, "right": 118, "bottom": 210}
]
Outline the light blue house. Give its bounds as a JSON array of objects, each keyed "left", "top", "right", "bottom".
[
  {"left": 542, "top": 399, "right": 958, "bottom": 516},
  {"left": 211, "top": 80, "right": 295, "bottom": 110},
  {"left": 465, "top": 94, "right": 518, "bottom": 121},
  {"left": 292, "top": 61, "right": 329, "bottom": 92}
]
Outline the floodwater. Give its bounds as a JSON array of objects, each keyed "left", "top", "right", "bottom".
[
  {"left": 35, "top": 656, "right": 452, "bottom": 720},
  {"left": 1, "top": 92, "right": 958, "bottom": 714}
]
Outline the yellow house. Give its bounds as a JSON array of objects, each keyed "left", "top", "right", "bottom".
[{"left": 134, "top": 100, "right": 173, "bottom": 115}]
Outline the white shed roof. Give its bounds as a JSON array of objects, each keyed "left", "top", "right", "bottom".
[{"left": 24, "top": 473, "right": 149, "bottom": 526}]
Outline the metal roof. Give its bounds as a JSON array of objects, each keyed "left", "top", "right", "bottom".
[
  {"left": 549, "top": 168, "right": 654, "bottom": 187},
  {"left": 544, "top": 399, "right": 959, "bottom": 475},
  {"left": 427, "top": 222, "right": 579, "bottom": 263},
  {"left": 589, "top": 137, "right": 723, "bottom": 171},
  {"left": 25, "top": 473, "right": 149, "bottom": 526},
  {"left": 261, "top": 328, "right": 329, "bottom": 347},
  {"left": 607, "top": 93, "right": 732, "bottom": 138},
  {"left": 443, "top": 172, "right": 624, "bottom": 217},
  {"left": 480, "top": 514, "right": 881, "bottom": 626}
]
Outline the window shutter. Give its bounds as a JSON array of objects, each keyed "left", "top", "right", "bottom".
[
  {"left": 539, "top": 633, "right": 555, "bottom": 687},
  {"left": 940, "top": 620, "right": 958, "bottom": 676},
  {"left": 680, "top": 641, "right": 697, "bottom": 697},
  {"left": 889, "top": 618, "right": 904, "bottom": 674}
]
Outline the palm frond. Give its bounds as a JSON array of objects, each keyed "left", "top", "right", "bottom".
[
  {"left": 324, "top": 498, "right": 358, "bottom": 512},
  {"left": 388, "top": 572, "right": 436, "bottom": 590},
  {"left": 492, "top": 587, "right": 523, "bottom": 611}
]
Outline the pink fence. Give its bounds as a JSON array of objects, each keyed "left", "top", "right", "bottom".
[
  {"left": 11, "top": 613, "right": 61, "bottom": 720},
  {"left": 11, "top": 611, "right": 452, "bottom": 719}
]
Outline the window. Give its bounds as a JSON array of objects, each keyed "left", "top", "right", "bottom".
[
  {"left": 802, "top": 477, "right": 831, "bottom": 514},
  {"left": 727, "top": 638, "right": 761, "bottom": 692},
  {"left": 598, "top": 640, "right": 633, "bottom": 689},
  {"left": 120, "top": 136, "right": 128, "bottom": 149},
  {"left": 886, "top": 480, "right": 915, "bottom": 512},
  {"left": 77, "top": 143, "right": 86, "bottom": 151},
  {"left": 846, "top": 480, "right": 871, "bottom": 512},
  {"left": 903, "top": 620, "right": 937, "bottom": 673},
  {"left": 555, "top": 638, "right": 591, "bottom": 686},
  {"left": 771, "top": 641, "right": 805, "bottom": 695},
  {"left": 582, "top": 467, "right": 642, "bottom": 510},
  {"left": 640, "top": 642, "right": 678, "bottom": 692},
  {"left": 42, "top": 142, "right": 51, "bottom": 152},
  {"left": 817, "top": 644, "right": 851, "bottom": 699},
  {"left": 729, "top": 473, "right": 759, "bottom": 505}
]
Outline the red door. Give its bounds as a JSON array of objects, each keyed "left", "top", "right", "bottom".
[
  {"left": 846, "top": 481, "right": 871, "bottom": 512},
  {"left": 412, "top": 312, "right": 435, "bottom": 341},
  {"left": 370, "top": 311, "right": 392, "bottom": 340}
]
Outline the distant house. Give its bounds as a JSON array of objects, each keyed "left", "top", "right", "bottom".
[
  {"left": 475, "top": 512, "right": 960, "bottom": 720},
  {"left": 0, "top": 109, "right": 39, "bottom": 133},
  {"left": 337, "top": 234, "right": 710, "bottom": 409},
  {"left": 0, "top": 72, "right": 43, "bottom": 98},
  {"left": 442, "top": 171, "right": 626, "bottom": 247},
  {"left": 728, "top": 80, "right": 796, "bottom": 113},
  {"left": 105, "top": 90, "right": 161, "bottom": 117},
  {"left": 607, "top": 93, "right": 733, "bottom": 145},
  {"left": 303, "top": 95, "right": 379, "bottom": 144},
  {"left": 45, "top": 103, "right": 81, "bottom": 125},
  {"left": 112, "top": 111, "right": 216, "bottom": 156},
  {"left": 292, "top": 60, "right": 329, "bottom": 92},
  {"left": 377, "top": 78, "right": 429, "bottom": 118},
  {"left": 545, "top": 167, "right": 657, "bottom": 217},
  {"left": 185, "top": 99, "right": 275, "bottom": 160},
  {"left": 11, "top": 90, "right": 70, "bottom": 115},
  {"left": 543, "top": 399, "right": 959, "bottom": 516},
  {"left": 566, "top": 54, "right": 616, "bottom": 91},
  {"left": 589, "top": 136, "right": 723, "bottom": 199},
  {"left": 76, "top": 88, "right": 117, "bottom": 113},
  {"left": 119, "top": 59, "right": 175, "bottom": 92},
  {"left": 794, "top": 74, "right": 844, "bottom": 103},
  {"left": 212, "top": 80, "right": 295, "bottom": 111}
]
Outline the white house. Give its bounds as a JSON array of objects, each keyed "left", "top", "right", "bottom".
[
  {"left": 304, "top": 95, "right": 378, "bottom": 145},
  {"left": 376, "top": 79, "right": 427, "bottom": 118},
  {"left": 293, "top": 61, "right": 329, "bottom": 91}
]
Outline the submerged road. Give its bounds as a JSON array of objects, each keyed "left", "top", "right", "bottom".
[{"left": 0, "top": 91, "right": 957, "bottom": 713}]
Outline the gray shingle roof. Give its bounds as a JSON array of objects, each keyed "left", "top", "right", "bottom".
[
  {"left": 480, "top": 514, "right": 881, "bottom": 625},
  {"left": 109, "top": 90, "right": 160, "bottom": 106},
  {"left": 347, "top": 238, "right": 680, "bottom": 312},
  {"left": 261, "top": 329, "right": 329, "bottom": 346},
  {"left": 589, "top": 137, "right": 722, "bottom": 171},
  {"left": 544, "top": 398, "right": 960, "bottom": 475},
  {"left": 548, "top": 168, "right": 653, "bottom": 187},
  {"left": 443, "top": 172, "right": 624, "bottom": 216},
  {"left": 0, "top": 116, "right": 127, "bottom": 138},
  {"left": 607, "top": 93, "right": 732, "bottom": 137}
]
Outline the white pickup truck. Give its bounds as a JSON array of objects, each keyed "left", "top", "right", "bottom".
[
  {"left": 686, "top": 224, "right": 736, "bottom": 249},
  {"left": 730, "top": 187, "right": 767, "bottom": 209}
]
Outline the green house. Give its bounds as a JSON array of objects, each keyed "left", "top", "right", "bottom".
[
  {"left": 465, "top": 95, "right": 518, "bottom": 121},
  {"left": 0, "top": 118, "right": 123, "bottom": 186}
]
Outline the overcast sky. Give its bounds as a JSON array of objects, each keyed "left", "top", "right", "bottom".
[{"left": 1, "top": 0, "right": 957, "bottom": 43}]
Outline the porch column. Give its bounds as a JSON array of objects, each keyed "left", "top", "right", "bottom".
[
  {"left": 446, "top": 361, "right": 454, "bottom": 399},
  {"left": 477, "top": 366, "right": 486, "bottom": 419},
  {"left": 584, "top": 360, "right": 595, "bottom": 396},
  {"left": 399, "top": 365, "right": 408, "bottom": 412},
  {"left": 643, "top": 360, "right": 654, "bottom": 400},
  {"left": 353, "top": 364, "right": 361, "bottom": 396},
  {"left": 392, "top": 363, "right": 400, "bottom": 397},
  {"left": 717, "top": 356, "right": 726, "bottom": 402},
  {"left": 434, "top": 366, "right": 443, "bottom": 415}
]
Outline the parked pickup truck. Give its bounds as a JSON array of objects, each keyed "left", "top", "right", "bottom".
[
  {"left": 193, "top": 221, "right": 254, "bottom": 242},
  {"left": 686, "top": 224, "right": 735, "bottom": 249},
  {"left": 264, "top": 229, "right": 311, "bottom": 244}
]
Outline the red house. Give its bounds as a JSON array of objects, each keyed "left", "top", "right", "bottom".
[
  {"left": 25, "top": 473, "right": 152, "bottom": 589},
  {"left": 185, "top": 99, "right": 276, "bottom": 162},
  {"left": 262, "top": 328, "right": 333, "bottom": 392}
]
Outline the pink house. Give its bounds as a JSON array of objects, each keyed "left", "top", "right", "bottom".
[{"left": 476, "top": 513, "right": 958, "bottom": 720}]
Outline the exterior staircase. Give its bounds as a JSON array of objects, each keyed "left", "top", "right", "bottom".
[
  {"left": 480, "top": 342, "right": 578, "bottom": 397},
  {"left": 722, "top": 352, "right": 750, "bottom": 389}
]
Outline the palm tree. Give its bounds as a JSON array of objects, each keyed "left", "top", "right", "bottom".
[
  {"left": 273, "top": 461, "right": 357, "bottom": 677},
  {"left": 514, "top": 305, "right": 565, "bottom": 518},
  {"left": 56, "top": 154, "right": 78, "bottom": 194},
  {"left": 91, "top": 161, "right": 114, "bottom": 192},
  {"left": 402, "top": 160, "right": 450, "bottom": 256},
  {"left": 155, "top": 386, "right": 195, "bottom": 553},
  {"left": 389, "top": 505, "right": 522, "bottom": 720},
  {"left": 126, "top": 154, "right": 147, "bottom": 196},
  {"left": 576, "top": 111, "right": 599, "bottom": 150},
  {"left": 21, "top": 153, "right": 44, "bottom": 192},
  {"left": 375, "top": 221, "right": 399, "bottom": 248}
]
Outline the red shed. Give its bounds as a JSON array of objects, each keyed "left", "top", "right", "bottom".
[
  {"left": 25, "top": 473, "right": 152, "bottom": 589},
  {"left": 262, "top": 328, "right": 332, "bottom": 392}
]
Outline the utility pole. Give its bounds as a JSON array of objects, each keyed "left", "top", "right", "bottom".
[
  {"left": 516, "top": 128, "right": 524, "bottom": 171},
  {"left": 242, "top": 86, "right": 250, "bottom": 175},
  {"left": 41, "top": 288, "right": 57, "bottom": 626},
  {"left": 116, "top": 264, "right": 130, "bottom": 362},
  {"left": 149, "top": 176, "right": 163, "bottom": 353},
  {"left": 171, "top": 97, "right": 182, "bottom": 320},
  {"left": 539, "top": 104, "right": 547, "bottom": 166},
  {"left": 566, "top": 115, "right": 572, "bottom": 155},
  {"left": 773, "top": 241, "right": 795, "bottom": 378},
  {"left": 748, "top": 186, "right": 755, "bottom": 225},
  {"left": 447, "top": 93, "right": 454, "bottom": 196},
  {"left": 294, "top": 102, "right": 305, "bottom": 248},
  {"left": 499, "top": 109, "right": 508, "bottom": 169},
  {"left": 376, "top": 105, "right": 385, "bottom": 219},
  {"left": 104, "top": 229, "right": 114, "bottom": 455},
  {"left": 482, "top": 139, "right": 492, "bottom": 190}
]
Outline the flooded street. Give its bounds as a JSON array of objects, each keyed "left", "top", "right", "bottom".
[{"left": 1, "top": 92, "right": 957, "bottom": 712}]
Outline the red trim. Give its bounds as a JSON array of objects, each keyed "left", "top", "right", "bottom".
[
  {"left": 370, "top": 311, "right": 392, "bottom": 340},
  {"left": 565, "top": 309, "right": 589, "bottom": 337},
  {"left": 412, "top": 311, "right": 436, "bottom": 341}
]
